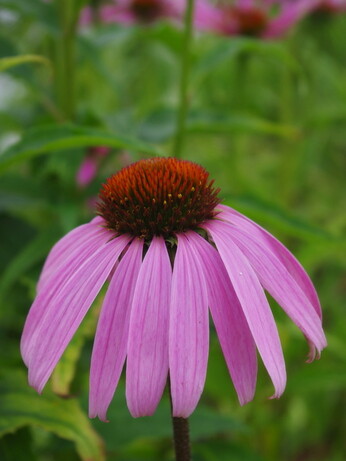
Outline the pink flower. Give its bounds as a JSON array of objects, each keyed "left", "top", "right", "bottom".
[
  {"left": 200, "top": 0, "right": 321, "bottom": 38},
  {"left": 313, "top": 0, "right": 346, "bottom": 13},
  {"left": 21, "top": 158, "right": 326, "bottom": 420},
  {"left": 80, "top": 0, "right": 184, "bottom": 26},
  {"left": 76, "top": 146, "right": 110, "bottom": 187},
  {"left": 80, "top": 0, "right": 221, "bottom": 29}
]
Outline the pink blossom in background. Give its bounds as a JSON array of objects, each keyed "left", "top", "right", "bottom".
[
  {"left": 313, "top": 0, "right": 346, "bottom": 13},
  {"left": 80, "top": 0, "right": 184, "bottom": 26},
  {"left": 197, "top": 0, "right": 322, "bottom": 39},
  {"left": 80, "top": 0, "right": 222, "bottom": 30},
  {"left": 21, "top": 158, "right": 326, "bottom": 420},
  {"left": 76, "top": 146, "right": 110, "bottom": 187}
]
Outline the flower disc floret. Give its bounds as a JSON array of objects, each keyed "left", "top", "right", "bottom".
[
  {"left": 131, "top": 0, "right": 164, "bottom": 21},
  {"left": 98, "top": 157, "right": 221, "bottom": 239},
  {"left": 225, "top": 6, "right": 268, "bottom": 35}
]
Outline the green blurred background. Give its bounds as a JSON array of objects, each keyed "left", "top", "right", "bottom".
[{"left": 0, "top": 1, "right": 345, "bottom": 460}]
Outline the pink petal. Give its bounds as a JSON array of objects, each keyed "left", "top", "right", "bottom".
[
  {"left": 26, "top": 234, "right": 130, "bottom": 392},
  {"left": 169, "top": 233, "right": 209, "bottom": 417},
  {"left": 37, "top": 217, "right": 104, "bottom": 292},
  {"left": 219, "top": 223, "right": 327, "bottom": 358},
  {"left": 263, "top": 0, "right": 319, "bottom": 38},
  {"left": 218, "top": 204, "right": 322, "bottom": 318},
  {"left": 89, "top": 238, "right": 144, "bottom": 421},
  {"left": 126, "top": 237, "right": 171, "bottom": 417},
  {"left": 187, "top": 231, "right": 257, "bottom": 405},
  {"left": 76, "top": 157, "right": 98, "bottom": 187},
  {"left": 204, "top": 221, "right": 286, "bottom": 399},
  {"left": 21, "top": 223, "right": 110, "bottom": 365}
]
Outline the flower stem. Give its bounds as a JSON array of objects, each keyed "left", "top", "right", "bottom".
[
  {"left": 56, "top": 0, "right": 79, "bottom": 120},
  {"left": 169, "top": 378, "right": 191, "bottom": 461},
  {"left": 172, "top": 416, "right": 191, "bottom": 461},
  {"left": 173, "top": 0, "right": 195, "bottom": 158}
]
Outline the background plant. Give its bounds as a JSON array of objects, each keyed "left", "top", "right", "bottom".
[{"left": 0, "top": 1, "right": 345, "bottom": 460}]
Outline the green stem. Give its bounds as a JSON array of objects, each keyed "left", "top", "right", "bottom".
[
  {"left": 56, "top": 0, "right": 78, "bottom": 120},
  {"left": 230, "top": 51, "right": 250, "bottom": 192},
  {"left": 173, "top": 0, "right": 195, "bottom": 158},
  {"left": 278, "top": 62, "right": 295, "bottom": 204}
]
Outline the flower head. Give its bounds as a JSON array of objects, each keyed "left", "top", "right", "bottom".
[
  {"left": 80, "top": 0, "right": 184, "bottom": 26},
  {"left": 201, "top": 0, "right": 321, "bottom": 39},
  {"left": 312, "top": 0, "right": 346, "bottom": 13},
  {"left": 21, "top": 157, "right": 326, "bottom": 420}
]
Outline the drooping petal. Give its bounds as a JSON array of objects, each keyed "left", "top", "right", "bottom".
[
  {"left": 27, "top": 234, "right": 130, "bottom": 393},
  {"left": 217, "top": 204, "right": 322, "bottom": 318},
  {"left": 21, "top": 224, "right": 111, "bottom": 366},
  {"left": 204, "top": 221, "right": 286, "bottom": 399},
  {"left": 126, "top": 237, "right": 171, "bottom": 417},
  {"left": 169, "top": 233, "right": 209, "bottom": 418},
  {"left": 218, "top": 223, "right": 327, "bottom": 357},
  {"left": 37, "top": 217, "right": 104, "bottom": 292},
  {"left": 187, "top": 231, "right": 257, "bottom": 405},
  {"left": 89, "top": 238, "right": 144, "bottom": 421}
]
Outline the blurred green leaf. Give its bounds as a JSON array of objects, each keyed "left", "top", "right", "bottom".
[
  {"left": 287, "top": 364, "right": 346, "bottom": 393},
  {"left": 195, "top": 438, "right": 265, "bottom": 461},
  {"left": 138, "top": 109, "right": 298, "bottom": 143},
  {"left": 186, "top": 115, "right": 299, "bottom": 139},
  {"left": 0, "top": 426, "right": 36, "bottom": 461},
  {"left": 0, "top": 370, "right": 104, "bottom": 461},
  {"left": 225, "top": 195, "right": 334, "bottom": 241},
  {"left": 51, "top": 304, "right": 99, "bottom": 396},
  {"left": 193, "top": 37, "right": 298, "bottom": 82},
  {"left": 0, "top": 55, "right": 51, "bottom": 72},
  {"left": 0, "top": 124, "right": 163, "bottom": 172},
  {"left": 0, "top": 227, "right": 60, "bottom": 305},
  {"left": 0, "top": 0, "right": 58, "bottom": 33}
]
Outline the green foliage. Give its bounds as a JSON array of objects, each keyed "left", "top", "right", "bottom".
[
  {"left": 0, "top": 371, "right": 104, "bottom": 461},
  {"left": 0, "top": 124, "right": 162, "bottom": 172},
  {"left": 0, "top": 1, "right": 345, "bottom": 460}
]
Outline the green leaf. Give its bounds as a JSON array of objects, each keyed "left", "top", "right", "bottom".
[
  {"left": 0, "top": 370, "right": 104, "bottom": 461},
  {"left": 224, "top": 195, "right": 334, "bottom": 241},
  {"left": 0, "top": 427, "right": 36, "bottom": 461},
  {"left": 0, "top": 55, "right": 51, "bottom": 72},
  {"left": 0, "top": 227, "right": 60, "bottom": 305},
  {"left": 51, "top": 303, "right": 100, "bottom": 396},
  {"left": 138, "top": 109, "right": 299, "bottom": 143},
  {"left": 0, "top": 124, "right": 163, "bottom": 172},
  {"left": 193, "top": 37, "right": 298, "bottom": 83},
  {"left": 186, "top": 115, "right": 299, "bottom": 139}
]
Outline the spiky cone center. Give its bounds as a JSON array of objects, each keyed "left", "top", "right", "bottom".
[
  {"left": 226, "top": 6, "right": 268, "bottom": 35},
  {"left": 98, "top": 157, "right": 221, "bottom": 240},
  {"left": 131, "top": 0, "right": 164, "bottom": 21}
]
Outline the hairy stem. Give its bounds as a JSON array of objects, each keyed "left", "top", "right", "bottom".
[{"left": 172, "top": 416, "right": 191, "bottom": 461}]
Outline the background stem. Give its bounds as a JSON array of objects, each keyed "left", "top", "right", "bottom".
[
  {"left": 173, "top": 0, "right": 195, "bottom": 158},
  {"left": 56, "top": 0, "right": 78, "bottom": 120}
]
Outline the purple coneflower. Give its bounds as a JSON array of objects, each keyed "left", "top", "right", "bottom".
[
  {"left": 80, "top": 0, "right": 183, "bottom": 26},
  {"left": 21, "top": 157, "right": 326, "bottom": 420},
  {"left": 313, "top": 0, "right": 346, "bottom": 13},
  {"left": 199, "top": 0, "right": 321, "bottom": 38},
  {"left": 80, "top": 0, "right": 221, "bottom": 30}
]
